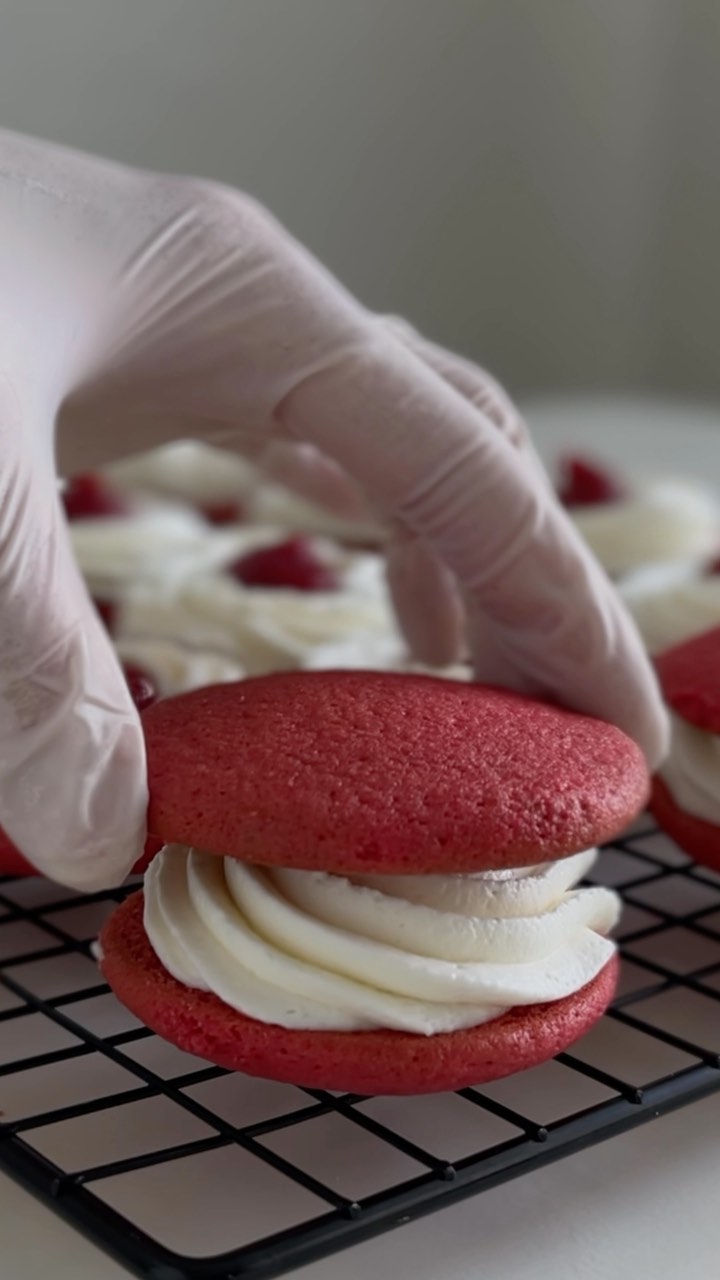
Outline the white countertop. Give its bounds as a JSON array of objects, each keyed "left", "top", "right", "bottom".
[{"left": 3, "top": 398, "right": 720, "bottom": 1279}]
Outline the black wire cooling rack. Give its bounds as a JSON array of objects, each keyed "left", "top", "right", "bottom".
[{"left": 1, "top": 819, "right": 719, "bottom": 1280}]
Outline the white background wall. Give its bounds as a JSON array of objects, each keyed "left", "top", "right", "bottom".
[{"left": 0, "top": 0, "right": 718, "bottom": 397}]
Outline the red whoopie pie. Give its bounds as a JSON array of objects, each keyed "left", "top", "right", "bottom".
[
  {"left": 99, "top": 671, "right": 647, "bottom": 1094},
  {"left": 651, "top": 626, "right": 720, "bottom": 872}
]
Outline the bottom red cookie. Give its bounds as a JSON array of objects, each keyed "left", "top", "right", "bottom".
[
  {"left": 650, "top": 776, "right": 720, "bottom": 874},
  {"left": 100, "top": 892, "right": 619, "bottom": 1095}
]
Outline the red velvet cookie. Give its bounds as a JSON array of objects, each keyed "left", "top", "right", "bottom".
[
  {"left": 98, "top": 672, "right": 643, "bottom": 1093},
  {"left": 142, "top": 672, "right": 648, "bottom": 874},
  {"left": 650, "top": 776, "right": 720, "bottom": 874},
  {"left": 650, "top": 627, "right": 720, "bottom": 869},
  {"left": 101, "top": 891, "right": 619, "bottom": 1095},
  {"left": 655, "top": 625, "right": 720, "bottom": 732}
]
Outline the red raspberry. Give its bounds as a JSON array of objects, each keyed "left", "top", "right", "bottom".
[
  {"left": 199, "top": 500, "right": 245, "bottom": 526},
  {"left": 229, "top": 536, "right": 339, "bottom": 592},
  {"left": 63, "top": 473, "right": 130, "bottom": 521},
  {"left": 558, "top": 456, "right": 626, "bottom": 508},
  {"left": 123, "top": 663, "right": 158, "bottom": 711},
  {"left": 93, "top": 598, "right": 117, "bottom": 634}
]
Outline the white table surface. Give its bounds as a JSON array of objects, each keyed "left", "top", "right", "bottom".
[{"left": 3, "top": 396, "right": 720, "bottom": 1280}]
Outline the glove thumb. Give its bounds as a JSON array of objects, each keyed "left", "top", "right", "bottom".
[{"left": 0, "top": 387, "right": 147, "bottom": 889}]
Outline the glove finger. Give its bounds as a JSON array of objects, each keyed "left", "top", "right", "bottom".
[
  {"left": 0, "top": 407, "right": 147, "bottom": 889},
  {"left": 385, "top": 522, "right": 466, "bottom": 668},
  {"left": 278, "top": 334, "right": 668, "bottom": 769},
  {"left": 377, "top": 329, "right": 559, "bottom": 691},
  {"left": 380, "top": 314, "right": 557, "bottom": 497},
  {"left": 379, "top": 318, "right": 554, "bottom": 665},
  {"left": 256, "top": 440, "right": 374, "bottom": 520},
  {"left": 380, "top": 315, "right": 530, "bottom": 449}
]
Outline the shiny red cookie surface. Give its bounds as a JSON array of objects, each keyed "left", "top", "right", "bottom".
[
  {"left": 649, "top": 776, "right": 720, "bottom": 873},
  {"left": 142, "top": 672, "right": 648, "bottom": 875},
  {"left": 655, "top": 625, "right": 720, "bottom": 732},
  {"left": 100, "top": 892, "right": 618, "bottom": 1095}
]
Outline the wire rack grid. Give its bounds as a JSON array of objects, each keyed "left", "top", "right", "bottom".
[{"left": 1, "top": 819, "right": 719, "bottom": 1280}]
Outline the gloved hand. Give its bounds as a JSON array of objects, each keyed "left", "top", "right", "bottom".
[{"left": 0, "top": 129, "right": 668, "bottom": 891}]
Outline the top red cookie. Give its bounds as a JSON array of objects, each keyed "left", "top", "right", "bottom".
[
  {"left": 142, "top": 671, "right": 648, "bottom": 874},
  {"left": 655, "top": 625, "right": 720, "bottom": 732}
]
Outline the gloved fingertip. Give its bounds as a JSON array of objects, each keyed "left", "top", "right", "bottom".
[
  {"left": 31, "top": 823, "right": 147, "bottom": 894},
  {"left": 0, "top": 643, "right": 149, "bottom": 892},
  {"left": 629, "top": 686, "right": 671, "bottom": 775},
  {"left": 261, "top": 442, "right": 372, "bottom": 520},
  {"left": 385, "top": 533, "right": 465, "bottom": 668},
  {"left": 58, "top": 712, "right": 149, "bottom": 891},
  {"left": 467, "top": 602, "right": 670, "bottom": 775}
]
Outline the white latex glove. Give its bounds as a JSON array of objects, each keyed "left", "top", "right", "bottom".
[{"left": 0, "top": 129, "right": 667, "bottom": 891}]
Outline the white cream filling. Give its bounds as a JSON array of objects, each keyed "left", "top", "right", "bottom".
[
  {"left": 143, "top": 845, "right": 619, "bottom": 1036},
  {"left": 661, "top": 712, "right": 720, "bottom": 825},
  {"left": 571, "top": 480, "right": 720, "bottom": 576}
]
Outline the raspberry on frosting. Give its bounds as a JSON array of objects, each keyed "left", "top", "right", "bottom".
[
  {"left": 93, "top": 597, "right": 118, "bottom": 633},
  {"left": 122, "top": 663, "right": 159, "bottom": 712},
  {"left": 558, "top": 456, "right": 626, "bottom": 508},
  {"left": 229, "top": 536, "right": 339, "bottom": 592},
  {"left": 63, "top": 472, "right": 131, "bottom": 521},
  {"left": 199, "top": 500, "right": 245, "bottom": 527}
]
